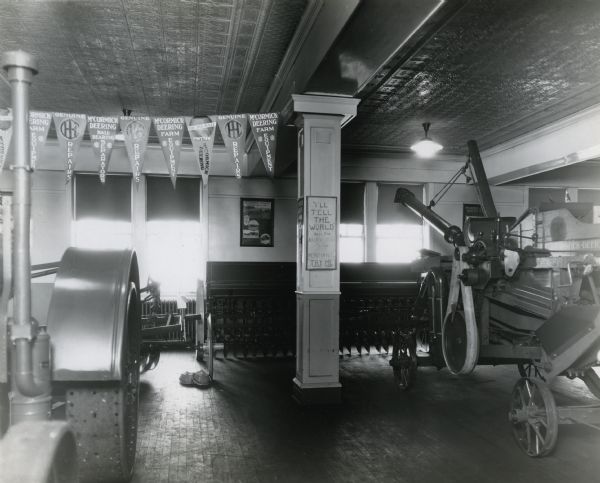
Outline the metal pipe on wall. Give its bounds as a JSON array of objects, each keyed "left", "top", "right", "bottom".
[
  {"left": 3, "top": 50, "right": 36, "bottom": 336},
  {"left": 2, "top": 51, "right": 51, "bottom": 409}
]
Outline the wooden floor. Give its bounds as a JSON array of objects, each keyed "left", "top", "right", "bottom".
[{"left": 133, "top": 351, "right": 600, "bottom": 483}]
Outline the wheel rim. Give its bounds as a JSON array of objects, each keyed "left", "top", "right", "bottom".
[
  {"left": 509, "top": 378, "right": 558, "bottom": 457},
  {"left": 121, "top": 283, "right": 141, "bottom": 476}
]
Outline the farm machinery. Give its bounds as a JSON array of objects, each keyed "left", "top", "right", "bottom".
[
  {"left": 390, "top": 140, "right": 600, "bottom": 456},
  {"left": 0, "top": 51, "right": 141, "bottom": 482}
]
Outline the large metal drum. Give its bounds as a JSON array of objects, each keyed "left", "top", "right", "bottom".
[{"left": 47, "top": 248, "right": 141, "bottom": 483}]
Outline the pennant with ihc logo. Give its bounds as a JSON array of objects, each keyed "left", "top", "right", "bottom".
[
  {"left": 248, "top": 113, "right": 278, "bottom": 177},
  {"left": 29, "top": 111, "right": 52, "bottom": 170},
  {"left": 154, "top": 117, "right": 185, "bottom": 188},
  {"left": 0, "top": 108, "right": 12, "bottom": 173},
  {"left": 214, "top": 114, "right": 247, "bottom": 179},
  {"left": 119, "top": 116, "right": 151, "bottom": 185},
  {"left": 88, "top": 116, "right": 118, "bottom": 184},
  {"left": 186, "top": 116, "right": 216, "bottom": 186},
  {"left": 53, "top": 112, "right": 87, "bottom": 183}
]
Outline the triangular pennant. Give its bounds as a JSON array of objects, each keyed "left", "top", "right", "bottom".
[
  {"left": 153, "top": 116, "right": 185, "bottom": 188},
  {"left": 0, "top": 108, "right": 12, "bottom": 172},
  {"left": 53, "top": 112, "right": 87, "bottom": 183},
  {"left": 29, "top": 111, "right": 52, "bottom": 169},
  {"left": 88, "top": 116, "right": 118, "bottom": 184},
  {"left": 248, "top": 112, "right": 279, "bottom": 177},
  {"left": 186, "top": 116, "right": 216, "bottom": 186},
  {"left": 214, "top": 114, "right": 247, "bottom": 179},
  {"left": 119, "top": 116, "right": 151, "bottom": 185}
]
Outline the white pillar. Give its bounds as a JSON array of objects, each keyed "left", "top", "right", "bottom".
[
  {"left": 364, "top": 182, "right": 378, "bottom": 262},
  {"left": 292, "top": 95, "right": 359, "bottom": 405}
]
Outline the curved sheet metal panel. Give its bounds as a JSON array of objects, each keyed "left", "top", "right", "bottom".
[{"left": 47, "top": 248, "right": 139, "bottom": 381}]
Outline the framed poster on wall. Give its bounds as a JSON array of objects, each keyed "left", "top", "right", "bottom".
[
  {"left": 306, "top": 196, "right": 337, "bottom": 270},
  {"left": 240, "top": 198, "right": 274, "bottom": 247}
]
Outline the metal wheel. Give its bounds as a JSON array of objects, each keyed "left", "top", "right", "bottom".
[
  {"left": 390, "top": 333, "right": 417, "bottom": 390},
  {"left": 441, "top": 309, "right": 479, "bottom": 374},
  {"left": 580, "top": 367, "right": 600, "bottom": 399},
  {"left": 509, "top": 378, "right": 558, "bottom": 457},
  {"left": 66, "top": 283, "right": 140, "bottom": 483},
  {"left": 517, "top": 361, "right": 545, "bottom": 381},
  {"left": 47, "top": 249, "right": 141, "bottom": 482}
]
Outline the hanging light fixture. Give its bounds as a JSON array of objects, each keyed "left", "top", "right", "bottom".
[{"left": 410, "top": 122, "right": 443, "bottom": 158}]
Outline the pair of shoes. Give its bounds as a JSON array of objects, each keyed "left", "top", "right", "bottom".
[
  {"left": 179, "top": 371, "right": 195, "bottom": 386},
  {"left": 192, "top": 370, "right": 211, "bottom": 387},
  {"left": 179, "top": 370, "right": 211, "bottom": 387}
]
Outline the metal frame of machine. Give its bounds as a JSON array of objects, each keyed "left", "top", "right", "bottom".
[
  {"left": 0, "top": 51, "right": 142, "bottom": 483},
  {"left": 390, "top": 140, "right": 600, "bottom": 457}
]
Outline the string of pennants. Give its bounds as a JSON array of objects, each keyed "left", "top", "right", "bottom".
[{"left": 0, "top": 109, "right": 279, "bottom": 187}]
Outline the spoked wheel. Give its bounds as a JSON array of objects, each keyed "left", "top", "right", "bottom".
[
  {"left": 580, "top": 367, "right": 600, "bottom": 399},
  {"left": 441, "top": 309, "right": 478, "bottom": 375},
  {"left": 390, "top": 333, "right": 417, "bottom": 390},
  {"left": 517, "top": 361, "right": 545, "bottom": 380},
  {"left": 509, "top": 378, "right": 558, "bottom": 457}
]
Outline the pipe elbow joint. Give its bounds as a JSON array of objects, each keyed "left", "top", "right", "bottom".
[{"left": 14, "top": 338, "right": 51, "bottom": 398}]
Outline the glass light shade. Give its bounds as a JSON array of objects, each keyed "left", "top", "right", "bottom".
[{"left": 410, "top": 138, "right": 443, "bottom": 158}]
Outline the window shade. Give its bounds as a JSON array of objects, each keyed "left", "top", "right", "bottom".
[
  {"left": 146, "top": 176, "right": 199, "bottom": 221},
  {"left": 377, "top": 184, "right": 423, "bottom": 224},
  {"left": 341, "top": 182, "right": 365, "bottom": 224},
  {"left": 529, "top": 188, "right": 565, "bottom": 208},
  {"left": 75, "top": 174, "right": 131, "bottom": 222},
  {"left": 578, "top": 189, "right": 600, "bottom": 204}
]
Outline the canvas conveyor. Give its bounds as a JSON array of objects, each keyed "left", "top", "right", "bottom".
[
  {"left": 0, "top": 51, "right": 142, "bottom": 483},
  {"left": 390, "top": 139, "right": 600, "bottom": 457}
]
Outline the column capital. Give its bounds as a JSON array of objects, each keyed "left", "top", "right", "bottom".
[{"left": 292, "top": 94, "right": 360, "bottom": 127}]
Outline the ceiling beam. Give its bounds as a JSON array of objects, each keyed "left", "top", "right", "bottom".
[{"left": 482, "top": 103, "right": 600, "bottom": 185}]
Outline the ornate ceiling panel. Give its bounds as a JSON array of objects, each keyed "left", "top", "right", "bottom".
[
  {"left": 343, "top": 0, "right": 600, "bottom": 155},
  {"left": 0, "top": 0, "right": 307, "bottom": 118}
]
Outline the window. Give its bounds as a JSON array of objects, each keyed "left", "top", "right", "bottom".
[
  {"left": 340, "top": 182, "right": 365, "bottom": 263},
  {"left": 146, "top": 176, "right": 200, "bottom": 295},
  {"left": 73, "top": 174, "right": 132, "bottom": 250},
  {"left": 376, "top": 184, "right": 424, "bottom": 263},
  {"left": 340, "top": 223, "right": 364, "bottom": 263},
  {"left": 375, "top": 223, "right": 422, "bottom": 263}
]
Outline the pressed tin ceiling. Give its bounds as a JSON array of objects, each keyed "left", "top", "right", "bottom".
[
  {"left": 0, "top": 0, "right": 307, "bottom": 118},
  {"left": 342, "top": 0, "right": 600, "bottom": 155},
  {"left": 0, "top": 0, "right": 599, "bottom": 159}
]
